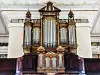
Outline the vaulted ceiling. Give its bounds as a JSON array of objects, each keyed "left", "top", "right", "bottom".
[
  {"left": 0, "top": 11, "right": 8, "bottom": 34},
  {"left": 91, "top": 9, "right": 100, "bottom": 35},
  {"left": 0, "top": 0, "right": 100, "bottom": 35},
  {"left": 0, "top": 0, "right": 99, "bottom": 5}
]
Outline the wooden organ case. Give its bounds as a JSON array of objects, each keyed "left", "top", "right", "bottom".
[{"left": 23, "top": 1, "right": 77, "bottom": 73}]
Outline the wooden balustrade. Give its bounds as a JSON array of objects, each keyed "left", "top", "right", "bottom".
[
  {"left": 84, "top": 58, "right": 100, "bottom": 74},
  {"left": 22, "top": 54, "right": 38, "bottom": 74},
  {"left": 0, "top": 58, "right": 17, "bottom": 75},
  {"left": 0, "top": 54, "right": 100, "bottom": 74}
]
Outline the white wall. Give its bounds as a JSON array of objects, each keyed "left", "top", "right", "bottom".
[
  {"left": 0, "top": 47, "right": 8, "bottom": 54},
  {"left": 0, "top": 37, "right": 8, "bottom": 42},
  {"left": 8, "top": 23, "right": 24, "bottom": 58},
  {"left": 76, "top": 23, "right": 92, "bottom": 58},
  {"left": 7, "top": 22, "right": 92, "bottom": 58}
]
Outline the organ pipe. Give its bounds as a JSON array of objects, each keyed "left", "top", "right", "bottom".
[{"left": 43, "top": 18, "right": 56, "bottom": 47}]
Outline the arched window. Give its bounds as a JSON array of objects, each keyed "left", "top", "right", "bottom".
[
  {"left": 52, "top": 57, "right": 56, "bottom": 68},
  {"left": 33, "top": 28, "right": 40, "bottom": 44},
  {"left": 69, "top": 25, "right": 76, "bottom": 47},
  {"left": 39, "top": 54, "right": 43, "bottom": 68},
  {"left": 43, "top": 17, "right": 56, "bottom": 47},
  {"left": 45, "top": 57, "right": 50, "bottom": 68},
  {"left": 24, "top": 26, "right": 31, "bottom": 46},
  {"left": 60, "top": 28, "right": 67, "bottom": 44}
]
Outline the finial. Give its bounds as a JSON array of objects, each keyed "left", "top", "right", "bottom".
[
  {"left": 47, "top": 1, "right": 53, "bottom": 6},
  {"left": 68, "top": 9, "right": 74, "bottom": 18},
  {"left": 26, "top": 10, "right": 31, "bottom": 18}
]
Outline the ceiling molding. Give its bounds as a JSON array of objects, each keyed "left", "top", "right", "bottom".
[
  {"left": 0, "top": 1, "right": 100, "bottom": 6},
  {"left": 90, "top": 9, "right": 100, "bottom": 33},
  {"left": 0, "top": 11, "right": 9, "bottom": 34}
]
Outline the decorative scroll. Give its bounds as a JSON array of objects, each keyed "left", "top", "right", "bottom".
[
  {"left": 24, "top": 26, "right": 31, "bottom": 46},
  {"left": 33, "top": 28, "right": 40, "bottom": 44},
  {"left": 43, "top": 17, "right": 56, "bottom": 47}
]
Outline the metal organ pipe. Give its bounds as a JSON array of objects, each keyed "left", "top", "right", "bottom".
[
  {"left": 48, "top": 20, "right": 50, "bottom": 47},
  {"left": 69, "top": 26, "right": 73, "bottom": 45},
  {"left": 50, "top": 20, "right": 52, "bottom": 47},
  {"left": 24, "top": 26, "right": 31, "bottom": 46},
  {"left": 69, "top": 25, "right": 76, "bottom": 47},
  {"left": 52, "top": 21, "right": 54, "bottom": 47},
  {"left": 43, "top": 19, "right": 56, "bottom": 47},
  {"left": 33, "top": 28, "right": 40, "bottom": 44},
  {"left": 36, "top": 28, "right": 39, "bottom": 43},
  {"left": 43, "top": 20, "right": 46, "bottom": 47},
  {"left": 47, "top": 20, "right": 49, "bottom": 47},
  {"left": 53, "top": 20, "right": 56, "bottom": 47},
  {"left": 72, "top": 26, "right": 76, "bottom": 47},
  {"left": 60, "top": 28, "right": 67, "bottom": 44}
]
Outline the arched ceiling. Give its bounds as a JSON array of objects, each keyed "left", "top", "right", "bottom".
[
  {"left": 0, "top": 0, "right": 99, "bottom": 6},
  {"left": 0, "top": 0, "right": 100, "bottom": 35},
  {"left": 91, "top": 9, "right": 100, "bottom": 34},
  {"left": 0, "top": 11, "right": 8, "bottom": 34}
]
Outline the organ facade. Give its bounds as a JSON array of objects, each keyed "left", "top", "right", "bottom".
[{"left": 23, "top": 1, "right": 77, "bottom": 73}]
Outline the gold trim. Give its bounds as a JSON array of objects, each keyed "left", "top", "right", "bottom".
[
  {"left": 43, "top": 17, "right": 56, "bottom": 24},
  {"left": 57, "top": 18, "right": 60, "bottom": 46},
  {"left": 40, "top": 17, "right": 42, "bottom": 46}
]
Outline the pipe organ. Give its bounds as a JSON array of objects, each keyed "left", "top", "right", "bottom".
[
  {"left": 24, "top": 10, "right": 32, "bottom": 47},
  {"left": 23, "top": 1, "right": 77, "bottom": 73},
  {"left": 33, "top": 28, "right": 40, "bottom": 44},
  {"left": 43, "top": 18, "right": 56, "bottom": 47}
]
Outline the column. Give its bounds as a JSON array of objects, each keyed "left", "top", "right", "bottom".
[
  {"left": 8, "top": 23, "right": 24, "bottom": 58},
  {"left": 76, "top": 23, "right": 92, "bottom": 58}
]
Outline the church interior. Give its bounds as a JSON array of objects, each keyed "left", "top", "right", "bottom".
[{"left": 0, "top": 0, "right": 100, "bottom": 75}]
